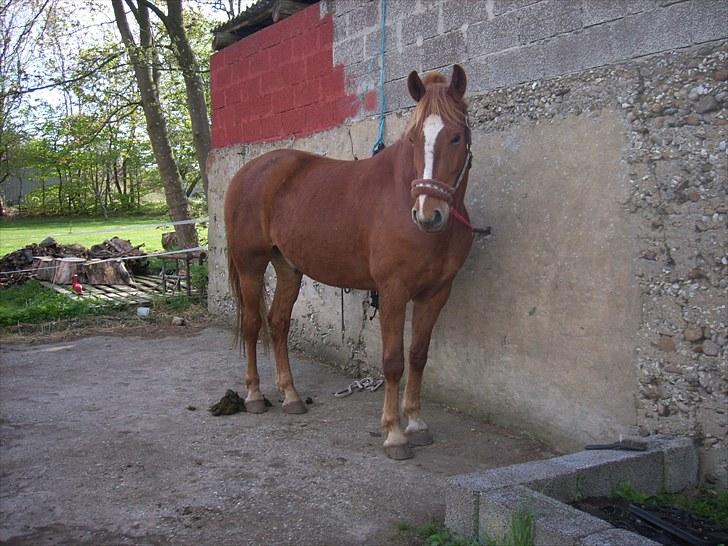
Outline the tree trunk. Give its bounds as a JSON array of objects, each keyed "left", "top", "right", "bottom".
[
  {"left": 111, "top": 0, "right": 197, "bottom": 248},
  {"left": 142, "top": 0, "right": 211, "bottom": 198}
]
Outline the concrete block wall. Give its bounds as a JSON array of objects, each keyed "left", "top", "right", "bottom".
[
  {"left": 208, "top": 1, "right": 728, "bottom": 485},
  {"left": 331, "top": 0, "right": 728, "bottom": 115}
]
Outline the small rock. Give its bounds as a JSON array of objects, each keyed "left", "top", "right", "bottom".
[
  {"left": 684, "top": 114, "right": 701, "bottom": 126},
  {"left": 172, "top": 316, "right": 185, "bottom": 326},
  {"left": 186, "top": 405, "right": 196, "bottom": 411},
  {"left": 684, "top": 327, "right": 704, "bottom": 342},
  {"left": 305, "top": 396, "right": 313, "bottom": 405},
  {"left": 687, "top": 268, "right": 707, "bottom": 280},
  {"left": 654, "top": 336, "right": 676, "bottom": 353},
  {"left": 39, "top": 237, "right": 57, "bottom": 248},
  {"left": 687, "top": 191, "right": 700, "bottom": 202},
  {"left": 714, "top": 69, "right": 728, "bottom": 82},
  {"left": 657, "top": 403, "right": 671, "bottom": 417},
  {"left": 702, "top": 340, "right": 720, "bottom": 356},
  {"left": 694, "top": 95, "right": 719, "bottom": 114},
  {"left": 640, "top": 249, "right": 657, "bottom": 261}
]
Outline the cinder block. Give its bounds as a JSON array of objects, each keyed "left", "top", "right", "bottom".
[
  {"left": 441, "top": 0, "right": 482, "bottom": 34},
  {"left": 551, "top": 449, "right": 665, "bottom": 499},
  {"left": 691, "top": 0, "right": 728, "bottom": 44},
  {"left": 348, "top": 6, "right": 378, "bottom": 33},
  {"left": 333, "top": 36, "right": 367, "bottom": 66},
  {"left": 401, "top": 6, "right": 441, "bottom": 46},
  {"left": 466, "top": 43, "right": 545, "bottom": 93},
  {"left": 582, "top": 2, "right": 626, "bottom": 27},
  {"left": 654, "top": 436, "right": 698, "bottom": 493},
  {"left": 579, "top": 528, "right": 661, "bottom": 546},
  {"left": 444, "top": 481, "right": 480, "bottom": 537},
  {"left": 517, "top": 0, "right": 583, "bottom": 44},
  {"left": 609, "top": 3, "right": 692, "bottom": 62},
  {"left": 465, "top": 13, "right": 520, "bottom": 58},
  {"left": 422, "top": 31, "right": 466, "bottom": 71},
  {"left": 479, "top": 486, "right": 612, "bottom": 546},
  {"left": 494, "top": 0, "right": 541, "bottom": 16},
  {"left": 541, "top": 23, "right": 616, "bottom": 78}
]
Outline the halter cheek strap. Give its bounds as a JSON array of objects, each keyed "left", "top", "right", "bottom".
[{"left": 410, "top": 148, "right": 473, "bottom": 205}]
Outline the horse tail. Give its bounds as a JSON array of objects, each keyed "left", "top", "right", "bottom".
[{"left": 228, "top": 251, "right": 271, "bottom": 354}]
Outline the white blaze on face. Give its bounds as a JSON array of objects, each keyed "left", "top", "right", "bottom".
[
  {"left": 415, "top": 114, "right": 444, "bottom": 217},
  {"left": 422, "top": 114, "right": 444, "bottom": 179}
]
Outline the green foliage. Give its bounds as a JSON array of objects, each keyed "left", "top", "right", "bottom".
[
  {"left": 190, "top": 262, "right": 207, "bottom": 291},
  {"left": 615, "top": 481, "right": 728, "bottom": 527},
  {"left": 396, "top": 512, "right": 535, "bottom": 546},
  {"left": 0, "top": 280, "right": 117, "bottom": 327}
]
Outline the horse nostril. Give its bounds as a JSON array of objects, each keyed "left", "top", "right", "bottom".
[
  {"left": 433, "top": 209, "right": 443, "bottom": 225},
  {"left": 411, "top": 208, "right": 418, "bottom": 224}
]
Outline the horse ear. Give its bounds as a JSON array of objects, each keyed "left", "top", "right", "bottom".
[
  {"left": 408, "top": 70, "right": 426, "bottom": 103},
  {"left": 449, "top": 64, "right": 467, "bottom": 99}
]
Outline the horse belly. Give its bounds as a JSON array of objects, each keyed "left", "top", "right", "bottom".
[{"left": 277, "top": 241, "right": 374, "bottom": 289}]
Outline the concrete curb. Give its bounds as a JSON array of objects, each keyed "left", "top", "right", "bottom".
[{"left": 445, "top": 435, "right": 698, "bottom": 545}]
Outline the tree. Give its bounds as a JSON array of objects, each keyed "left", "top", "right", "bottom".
[
  {"left": 141, "top": 0, "right": 211, "bottom": 197},
  {"left": 111, "top": 0, "right": 198, "bottom": 248}
]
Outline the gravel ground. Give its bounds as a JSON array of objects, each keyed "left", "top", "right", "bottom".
[{"left": 0, "top": 327, "right": 555, "bottom": 545}]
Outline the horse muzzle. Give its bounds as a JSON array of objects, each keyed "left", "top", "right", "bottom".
[{"left": 411, "top": 179, "right": 452, "bottom": 232}]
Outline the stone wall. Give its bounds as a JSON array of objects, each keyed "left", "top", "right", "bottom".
[{"left": 208, "top": 1, "right": 727, "bottom": 485}]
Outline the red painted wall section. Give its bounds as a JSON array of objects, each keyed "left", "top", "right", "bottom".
[{"left": 210, "top": 4, "right": 360, "bottom": 148}]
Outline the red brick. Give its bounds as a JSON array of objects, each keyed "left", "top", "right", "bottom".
[
  {"left": 271, "top": 88, "right": 294, "bottom": 114},
  {"left": 280, "top": 108, "right": 306, "bottom": 136},
  {"left": 281, "top": 60, "right": 306, "bottom": 86},
  {"left": 211, "top": 85, "right": 224, "bottom": 110},
  {"left": 242, "top": 120, "right": 262, "bottom": 143},
  {"left": 259, "top": 24, "right": 282, "bottom": 50},
  {"left": 269, "top": 39, "right": 292, "bottom": 67},
  {"left": 224, "top": 86, "right": 240, "bottom": 106},
  {"left": 261, "top": 69, "right": 285, "bottom": 92},
  {"left": 292, "top": 30, "right": 318, "bottom": 58},
  {"left": 299, "top": 4, "right": 322, "bottom": 28},
  {"left": 249, "top": 49, "right": 270, "bottom": 75},
  {"left": 306, "top": 48, "right": 332, "bottom": 79},
  {"left": 317, "top": 19, "right": 334, "bottom": 49},
  {"left": 320, "top": 66, "right": 345, "bottom": 97},
  {"left": 294, "top": 80, "right": 320, "bottom": 108},
  {"left": 363, "top": 89, "right": 378, "bottom": 112}
]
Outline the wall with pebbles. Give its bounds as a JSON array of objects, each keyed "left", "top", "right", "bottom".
[{"left": 208, "top": 1, "right": 727, "bottom": 484}]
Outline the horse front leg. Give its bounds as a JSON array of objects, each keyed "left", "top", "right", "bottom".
[
  {"left": 403, "top": 283, "right": 452, "bottom": 446},
  {"left": 377, "top": 285, "right": 412, "bottom": 460}
]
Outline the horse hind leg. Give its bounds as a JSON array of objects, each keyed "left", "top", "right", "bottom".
[
  {"left": 236, "top": 259, "right": 270, "bottom": 414},
  {"left": 269, "top": 251, "right": 306, "bottom": 414}
]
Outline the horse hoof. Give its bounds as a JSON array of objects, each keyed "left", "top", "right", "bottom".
[
  {"left": 407, "top": 429, "right": 434, "bottom": 446},
  {"left": 245, "top": 399, "right": 268, "bottom": 414},
  {"left": 282, "top": 400, "right": 308, "bottom": 414},
  {"left": 384, "top": 443, "right": 414, "bottom": 460}
]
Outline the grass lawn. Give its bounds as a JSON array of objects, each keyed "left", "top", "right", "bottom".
[{"left": 0, "top": 215, "right": 207, "bottom": 256}]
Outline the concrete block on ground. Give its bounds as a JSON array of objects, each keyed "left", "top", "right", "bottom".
[
  {"left": 647, "top": 435, "right": 698, "bottom": 493},
  {"left": 551, "top": 449, "right": 665, "bottom": 498},
  {"left": 579, "top": 528, "right": 662, "bottom": 546},
  {"left": 479, "top": 486, "right": 612, "bottom": 546},
  {"left": 444, "top": 483, "right": 479, "bottom": 537}
]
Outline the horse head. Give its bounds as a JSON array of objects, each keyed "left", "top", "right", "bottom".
[{"left": 406, "top": 64, "right": 471, "bottom": 233}]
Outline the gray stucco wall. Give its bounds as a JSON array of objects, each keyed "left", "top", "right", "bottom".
[{"left": 208, "top": 1, "right": 727, "bottom": 485}]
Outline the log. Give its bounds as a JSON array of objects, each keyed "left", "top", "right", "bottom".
[
  {"left": 32, "top": 256, "right": 57, "bottom": 281},
  {"left": 83, "top": 259, "right": 132, "bottom": 285},
  {"left": 51, "top": 257, "right": 86, "bottom": 284}
]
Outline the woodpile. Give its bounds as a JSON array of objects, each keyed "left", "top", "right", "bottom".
[{"left": 0, "top": 236, "right": 146, "bottom": 287}]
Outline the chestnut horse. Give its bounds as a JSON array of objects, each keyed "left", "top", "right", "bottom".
[{"left": 225, "top": 65, "right": 474, "bottom": 460}]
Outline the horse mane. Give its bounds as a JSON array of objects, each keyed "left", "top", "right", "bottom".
[{"left": 406, "top": 71, "right": 468, "bottom": 135}]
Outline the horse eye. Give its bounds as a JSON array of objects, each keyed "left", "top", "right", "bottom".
[{"left": 450, "top": 134, "right": 461, "bottom": 144}]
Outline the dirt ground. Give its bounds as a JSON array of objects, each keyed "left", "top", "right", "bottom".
[{"left": 0, "top": 327, "right": 556, "bottom": 546}]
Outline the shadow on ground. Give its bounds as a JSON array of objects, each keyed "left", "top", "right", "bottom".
[{"left": 0, "top": 327, "right": 555, "bottom": 545}]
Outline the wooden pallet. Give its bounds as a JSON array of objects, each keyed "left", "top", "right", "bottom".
[{"left": 40, "top": 274, "right": 199, "bottom": 305}]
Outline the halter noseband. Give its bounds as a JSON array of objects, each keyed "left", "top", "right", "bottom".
[{"left": 410, "top": 145, "right": 473, "bottom": 206}]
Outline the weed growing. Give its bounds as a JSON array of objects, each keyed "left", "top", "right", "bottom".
[{"left": 616, "top": 481, "right": 728, "bottom": 527}]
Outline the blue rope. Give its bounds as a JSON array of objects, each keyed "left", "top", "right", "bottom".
[{"left": 372, "top": 0, "right": 387, "bottom": 155}]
